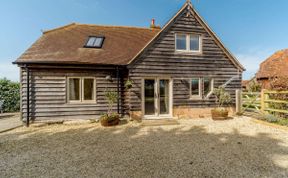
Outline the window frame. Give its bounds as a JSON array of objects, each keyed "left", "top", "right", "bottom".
[
  {"left": 81, "top": 77, "right": 96, "bottom": 103},
  {"left": 190, "top": 78, "right": 202, "bottom": 99},
  {"left": 67, "top": 77, "right": 97, "bottom": 104},
  {"left": 84, "top": 36, "right": 105, "bottom": 48},
  {"left": 189, "top": 78, "right": 214, "bottom": 100},
  {"left": 203, "top": 78, "right": 214, "bottom": 99},
  {"left": 175, "top": 33, "right": 202, "bottom": 53},
  {"left": 67, "top": 77, "right": 81, "bottom": 103}
]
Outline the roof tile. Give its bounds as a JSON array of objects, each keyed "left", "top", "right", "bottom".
[{"left": 16, "top": 24, "right": 160, "bottom": 65}]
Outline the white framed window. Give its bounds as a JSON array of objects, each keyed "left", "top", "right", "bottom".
[
  {"left": 175, "top": 34, "right": 187, "bottom": 50},
  {"left": 203, "top": 78, "right": 214, "bottom": 98},
  {"left": 190, "top": 78, "right": 201, "bottom": 98},
  {"left": 67, "top": 77, "right": 96, "bottom": 103},
  {"left": 190, "top": 78, "right": 214, "bottom": 99},
  {"left": 175, "top": 33, "right": 202, "bottom": 53}
]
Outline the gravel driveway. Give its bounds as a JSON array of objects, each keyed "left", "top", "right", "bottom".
[{"left": 0, "top": 117, "right": 287, "bottom": 178}]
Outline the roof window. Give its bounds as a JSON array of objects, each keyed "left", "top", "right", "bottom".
[{"left": 84, "top": 36, "right": 104, "bottom": 48}]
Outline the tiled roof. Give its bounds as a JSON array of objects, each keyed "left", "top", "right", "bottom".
[
  {"left": 256, "top": 49, "right": 288, "bottom": 79},
  {"left": 15, "top": 23, "right": 160, "bottom": 65}
]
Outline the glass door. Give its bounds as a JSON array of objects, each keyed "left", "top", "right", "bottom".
[
  {"left": 144, "top": 78, "right": 171, "bottom": 118},
  {"left": 144, "top": 79, "right": 156, "bottom": 116},
  {"left": 159, "top": 79, "right": 170, "bottom": 115}
]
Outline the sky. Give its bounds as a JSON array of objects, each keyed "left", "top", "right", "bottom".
[{"left": 0, "top": 0, "right": 287, "bottom": 81}]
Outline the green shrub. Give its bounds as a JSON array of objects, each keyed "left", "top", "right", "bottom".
[
  {"left": 213, "top": 87, "right": 232, "bottom": 107},
  {"left": 0, "top": 78, "right": 20, "bottom": 112},
  {"left": 262, "top": 114, "right": 280, "bottom": 123}
]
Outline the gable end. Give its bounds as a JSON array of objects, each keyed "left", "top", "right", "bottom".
[{"left": 128, "top": 2, "right": 245, "bottom": 72}]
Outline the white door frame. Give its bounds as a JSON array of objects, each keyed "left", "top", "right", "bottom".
[{"left": 142, "top": 77, "right": 173, "bottom": 119}]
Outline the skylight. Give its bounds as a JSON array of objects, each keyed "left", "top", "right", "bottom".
[{"left": 85, "top": 36, "right": 105, "bottom": 48}]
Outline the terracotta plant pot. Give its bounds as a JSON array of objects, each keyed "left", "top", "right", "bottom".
[
  {"left": 100, "top": 114, "right": 120, "bottom": 127},
  {"left": 211, "top": 108, "right": 229, "bottom": 120}
]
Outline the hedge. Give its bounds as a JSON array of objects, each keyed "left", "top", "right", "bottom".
[{"left": 0, "top": 78, "right": 20, "bottom": 112}]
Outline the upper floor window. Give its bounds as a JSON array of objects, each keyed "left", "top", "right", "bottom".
[
  {"left": 175, "top": 33, "right": 201, "bottom": 53},
  {"left": 68, "top": 77, "right": 96, "bottom": 103},
  {"left": 84, "top": 36, "right": 105, "bottom": 48}
]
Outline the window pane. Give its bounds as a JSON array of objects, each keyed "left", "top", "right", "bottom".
[
  {"left": 190, "top": 35, "right": 200, "bottom": 51},
  {"left": 86, "top": 37, "right": 104, "bottom": 47},
  {"left": 191, "top": 79, "right": 200, "bottom": 96},
  {"left": 83, "top": 79, "right": 94, "bottom": 101},
  {"left": 204, "top": 78, "right": 212, "bottom": 96},
  {"left": 176, "top": 34, "right": 187, "bottom": 50},
  {"left": 93, "top": 38, "right": 103, "bottom": 47},
  {"left": 86, "top": 37, "right": 96, "bottom": 47},
  {"left": 69, "top": 78, "right": 80, "bottom": 101}
]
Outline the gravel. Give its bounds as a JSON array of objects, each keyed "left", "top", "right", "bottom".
[{"left": 0, "top": 116, "right": 287, "bottom": 178}]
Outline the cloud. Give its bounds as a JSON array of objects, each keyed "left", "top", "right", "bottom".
[{"left": 0, "top": 61, "right": 19, "bottom": 82}]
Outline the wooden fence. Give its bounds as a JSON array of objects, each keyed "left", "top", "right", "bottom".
[{"left": 239, "top": 90, "right": 288, "bottom": 118}]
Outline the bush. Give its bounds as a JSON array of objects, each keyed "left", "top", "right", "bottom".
[
  {"left": 213, "top": 87, "right": 232, "bottom": 107},
  {"left": 262, "top": 114, "right": 280, "bottom": 123},
  {"left": 0, "top": 78, "right": 20, "bottom": 112}
]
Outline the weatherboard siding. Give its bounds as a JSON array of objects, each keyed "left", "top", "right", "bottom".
[
  {"left": 20, "top": 67, "right": 128, "bottom": 121},
  {"left": 128, "top": 8, "right": 242, "bottom": 112}
]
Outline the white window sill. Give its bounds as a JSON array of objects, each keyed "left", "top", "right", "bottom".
[
  {"left": 189, "top": 96, "right": 203, "bottom": 100},
  {"left": 175, "top": 50, "right": 202, "bottom": 55},
  {"left": 67, "top": 101, "right": 97, "bottom": 105}
]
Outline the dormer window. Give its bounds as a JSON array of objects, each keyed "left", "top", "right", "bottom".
[
  {"left": 84, "top": 36, "right": 105, "bottom": 48},
  {"left": 175, "top": 33, "right": 202, "bottom": 53}
]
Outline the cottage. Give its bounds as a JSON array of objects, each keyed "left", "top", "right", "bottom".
[{"left": 13, "top": 1, "right": 245, "bottom": 124}]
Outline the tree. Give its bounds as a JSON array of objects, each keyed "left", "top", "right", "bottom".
[{"left": 0, "top": 78, "right": 20, "bottom": 112}]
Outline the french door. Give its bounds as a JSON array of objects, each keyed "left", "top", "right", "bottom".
[{"left": 143, "top": 78, "right": 172, "bottom": 118}]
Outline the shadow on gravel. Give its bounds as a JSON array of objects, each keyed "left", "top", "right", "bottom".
[{"left": 0, "top": 123, "right": 287, "bottom": 178}]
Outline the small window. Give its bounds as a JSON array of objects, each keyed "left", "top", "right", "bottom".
[
  {"left": 85, "top": 36, "right": 104, "bottom": 48},
  {"left": 191, "top": 78, "right": 201, "bottom": 97},
  {"left": 175, "top": 33, "right": 201, "bottom": 52},
  {"left": 190, "top": 34, "right": 200, "bottom": 51},
  {"left": 176, "top": 34, "right": 187, "bottom": 50},
  {"left": 203, "top": 78, "right": 213, "bottom": 97},
  {"left": 69, "top": 78, "right": 81, "bottom": 101},
  {"left": 68, "top": 77, "right": 96, "bottom": 103},
  {"left": 83, "top": 78, "right": 95, "bottom": 101}
]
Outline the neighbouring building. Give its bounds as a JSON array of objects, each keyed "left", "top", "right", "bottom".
[{"left": 256, "top": 49, "right": 288, "bottom": 89}]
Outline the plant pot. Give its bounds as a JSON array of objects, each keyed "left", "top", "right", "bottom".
[
  {"left": 211, "top": 108, "right": 229, "bottom": 120},
  {"left": 100, "top": 115, "right": 120, "bottom": 127}
]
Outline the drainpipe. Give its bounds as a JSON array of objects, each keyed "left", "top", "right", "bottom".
[
  {"left": 116, "top": 66, "right": 120, "bottom": 114},
  {"left": 25, "top": 65, "right": 30, "bottom": 127}
]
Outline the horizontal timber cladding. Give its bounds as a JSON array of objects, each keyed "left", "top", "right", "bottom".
[
  {"left": 128, "top": 7, "right": 242, "bottom": 111},
  {"left": 20, "top": 67, "right": 129, "bottom": 121}
]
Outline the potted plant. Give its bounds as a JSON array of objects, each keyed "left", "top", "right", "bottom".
[
  {"left": 100, "top": 90, "right": 120, "bottom": 127},
  {"left": 211, "top": 87, "right": 232, "bottom": 120}
]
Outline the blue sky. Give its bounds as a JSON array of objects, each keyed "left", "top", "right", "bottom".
[{"left": 0, "top": 0, "right": 287, "bottom": 81}]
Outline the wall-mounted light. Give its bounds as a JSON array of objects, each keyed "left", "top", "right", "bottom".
[{"left": 105, "top": 75, "right": 113, "bottom": 82}]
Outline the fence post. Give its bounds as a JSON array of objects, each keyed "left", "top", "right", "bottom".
[
  {"left": 261, "top": 89, "right": 268, "bottom": 113},
  {"left": 236, "top": 89, "right": 242, "bottom": 113}
]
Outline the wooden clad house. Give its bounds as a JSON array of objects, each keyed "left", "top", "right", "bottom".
[{"left": 14, "top": 1, "right": 245, "bottom": 123}]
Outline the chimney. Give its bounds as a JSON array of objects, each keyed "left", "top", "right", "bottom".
[
  {"left": 151, "top": 18, "right": 155, "bottom": 27},
  {"left": 150, "top": 18, "right": 161, "bottom": 29}
]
